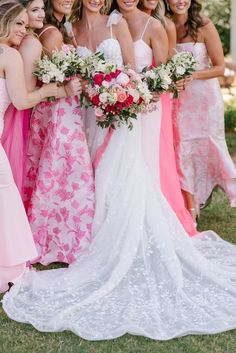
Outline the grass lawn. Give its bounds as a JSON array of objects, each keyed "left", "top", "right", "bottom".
[{"left": 0, "top": 137, "right": 236, "bottom": 353}]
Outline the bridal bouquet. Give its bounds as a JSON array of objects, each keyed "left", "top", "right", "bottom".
[
  {"left": 87, "top": 66, "right": 152, "bottom": 129},
  {"left": 167, "top": 51, "right": 197, "bottom": 98},
  {"left": 142, "top": 63, "right": 172, "bottom": 93},
  {"left": 34, "top": 44, "right": 80, "bottom": 84}
]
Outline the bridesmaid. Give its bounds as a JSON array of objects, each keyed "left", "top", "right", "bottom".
[
  {"left": 0, "top": 0, "right": 63, "bottom": 292},
  {"left": 2, "top": 0, "right": 45, "bottom": 196},
  {"left": 24, "top": 0, "right": 95, "bottom": 266},
  {"left": 138, "top": 0, "right": 197, "bottom": 234},
  {"left": 166, "top": 0, "right": 236, "bottom": 219}
]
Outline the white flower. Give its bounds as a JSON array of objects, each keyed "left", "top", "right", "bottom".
[
  {"left": 116, "top": 72, "right": 130, "bottom": 86},
  {"left": 176, "top": 66, "right": 186, "bottom": 76},
  {"left": 99, "top": 92, "right": 109, "bottom": 104}
]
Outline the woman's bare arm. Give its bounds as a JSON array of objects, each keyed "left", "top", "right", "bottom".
[
  {"left": 149, "top": 19, "right": 168, "bottom": 66},
  {"left": 165, "top": 17, "right": 177, "bottom": 58},
  {"left": 4, "top": 47, "right": 58, "bottom": 109},
  {"left": 193, "top": 20, "right": 225, "bottom": 80},
  {"left": 18, "top": 35, "right": 42, "bottom": 92},
  {"left": 114, "top": 18, "right": 136, "bottom": 69},
  {"left": 39, "top": 27, "right": 64, "bottom": 56}
]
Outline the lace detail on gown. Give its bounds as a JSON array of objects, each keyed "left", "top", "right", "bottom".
[{"left": 3, "top": 19, "right": 236, "bottom": 342}]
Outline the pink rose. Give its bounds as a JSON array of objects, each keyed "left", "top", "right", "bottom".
[{"left": 117, "top": 91, "right": 127, "bottom": 103}]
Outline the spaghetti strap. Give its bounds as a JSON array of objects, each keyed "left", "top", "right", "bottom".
[
  {"left": 140, "top": 17, "right": 151, "bottom": 40},
  {"left": 38, "top": 26, "right": 58, "bottom": 38}
]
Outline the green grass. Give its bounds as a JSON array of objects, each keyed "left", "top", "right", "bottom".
[
  {"left": 1, "top": 189, "right": 236, "bottom": 353},
  {"left": 0, "top": 137, "right": 236, "bottom": 353}
]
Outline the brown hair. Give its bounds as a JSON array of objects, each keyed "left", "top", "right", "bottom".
[
  {"left": 43, "top": 0, "right": 78, "bottom": 42},
  {"left": 165, "top": 0, "right": 204, "bottom": 41},
  {"left": 0, "top": 0, "right": 25, "bottom": 39},
  {"left": 70, "top": 0, "right": 112, "bottom": 23},
  {"left": 138, "top": 0, "right": 166, "bottom": 27}
]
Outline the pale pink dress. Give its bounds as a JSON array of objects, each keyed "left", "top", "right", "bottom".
[
  {"left": 172, "top": 42, "right": 236, "bottom": 209},
  {"left": 2, "top": 105, "right": 30, "bottom": 196},
  {"left": 24, "top": 96, "right": 95, "bottom": 265},
  {"left": 0, "top": 78, "right": 37, "bottom": 292}
]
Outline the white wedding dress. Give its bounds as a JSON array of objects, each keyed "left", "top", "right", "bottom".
[{"left": 2, "top": 15, "right": 236, "bottom": 340}]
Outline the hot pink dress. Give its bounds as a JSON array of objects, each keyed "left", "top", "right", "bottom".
[
  {"left": 160, "top": 93, "right": 197, "bottom": 236},
  {"left": 172, "top": 42, "right": 236, "bottom": 209},
  {"left": 2, "top": 104, "right": 30, "bottom": 196},
  {"left": 0, "top": 78, "right": 37, "bottom": 292},
  {"left": 24, "top": 96, "right": 95, "bottom": 265}
]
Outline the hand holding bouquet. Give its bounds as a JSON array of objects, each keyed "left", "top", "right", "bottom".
[
  {"left": 167, "top": 51, "right": 197, "bottom": 98},
  {"left": 87, "top": 66, "right": 152, "bottom": 130},
  {"left": 142, "top": 63, "right": 172, "bottom": 93}
]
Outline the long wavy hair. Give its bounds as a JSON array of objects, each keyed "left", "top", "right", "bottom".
[
  {"left": 70, "top": 0, "right": 112, "bottom": 23},
  {"left": 43, "top": 0, "right": 78, "bottom": 42},
  {"left": 165, "top": 0, "right": 204, "bottom": 41},
  {"left": 138, "top": 0, "right": 166, "bottom": 26},
  {"left": 0, "top": 0, "right": 25, "bottom": 39}
]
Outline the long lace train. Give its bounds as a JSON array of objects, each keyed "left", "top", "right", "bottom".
[{"left": 3, "top": 120, "right": 236, "bottom": 340}]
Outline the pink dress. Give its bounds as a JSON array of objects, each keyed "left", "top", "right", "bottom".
[
  {"left": 172, "top": 42, "right": 236, "bottom": 209},
  {"left": 24, "top": 96, "right": 95, "bottom": 265},
  {"left": 160, "top": 93, "right": 197, "bottom": 236},
  {"left": 0, "top": 78, "right": 37, "bottom": 292},
  {"left": 2, "top": 104, "right": 30, "bottom": 196},
  {"left": 136, "top": 19, "right": 197, "bottom": 236}
]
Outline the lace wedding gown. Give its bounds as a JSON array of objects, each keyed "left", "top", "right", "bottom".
[{"left": 3, "top": 19, "right": 236, "bottom": 340}]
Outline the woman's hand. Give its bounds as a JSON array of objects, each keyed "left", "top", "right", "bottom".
[
  {"left": 175, "top": 75, "right": 193, "bottom": 92},
  {"left": 64, "top": 77, "right": 82, "bottom": 97}
]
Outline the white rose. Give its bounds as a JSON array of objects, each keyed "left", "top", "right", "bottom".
[
  {"left": 116, "top": 72, "right": 130, "bottom": 86},
  {"left": 99, "top": 92, "right": 109, "bottom": 104},
  {"left": 176, "top": 66, "right": 186, "bottom": 76},
  {"left": 42, "top": 74, "right": 51, "bottom": 84}
]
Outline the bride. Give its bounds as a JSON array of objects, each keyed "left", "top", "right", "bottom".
[{"left": 3, "top": 0, "right": 236, "bottom": 341}]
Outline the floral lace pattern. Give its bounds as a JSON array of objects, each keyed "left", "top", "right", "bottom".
[
  {"left": 24, "top": 97, "right": 95, "bottom": 265},
  {"left": 3, "top": 120, "right": 236, "bottom": 340},
  {"left": 172, "top": 43, "right": 236, "bottom": 207}
]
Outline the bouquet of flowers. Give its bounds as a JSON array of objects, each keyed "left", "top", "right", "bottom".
[
  {"left": 34, "top": 44, "right": 80, "bottom": 84},
  {"left": 76, "top": 51, "right": 106, "bottom": 81},
  {"left": 167, "top": 51, "right": 198, "bottom": 98},
  {"left": 87, "top": 66, "right": 152, "bottom": 129},
  {"left": 142, "top": 63, "right": 172, "bottom": 93}
]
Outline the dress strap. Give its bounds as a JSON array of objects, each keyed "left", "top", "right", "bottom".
[
  {"left": 140, "top": 17, "right": 151, "bottom": 40},
  {"left": 38, "top": 26, "right": 57, "bottom": 38},
  {"left": 110, "top": 25, "right": 113, "bottom": 39}
]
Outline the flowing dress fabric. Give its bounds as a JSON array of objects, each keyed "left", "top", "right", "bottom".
[
  {"left": 172, "top": 43, "right": 236, "bottom": 207},
  {"left": 160, "top": 93, "right": 197, "bottom": 236},
  {"left": 3, "top": 32, "right": 236, "bottom": 341},
  {"left": 134, "top": 37, "right": 162, "bottom": 185},
  {"left": 0, "top": 79, "right": 37, "bottom": 292},
  {"left": 2, "top": 104, "right": 30, "bottom": 196},
  {"left": 24, "top": 96, "right": 95, "bottom": 265}
]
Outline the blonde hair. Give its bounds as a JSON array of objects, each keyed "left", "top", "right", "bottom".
[
  {"left": 70, "top": 0, "right": 113, "bottom": 23},
  {"left": 0, "top": 0, "right": 25, "bottom": 39}
]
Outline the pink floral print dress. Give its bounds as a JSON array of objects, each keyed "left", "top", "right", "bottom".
[{"left": 24, "top": 96, "right": 95, "bottom": 265}]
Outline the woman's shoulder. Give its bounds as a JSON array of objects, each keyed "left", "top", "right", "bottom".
[
  {"left": 38, "top": 25, "right": 62, "bottom": 39},
  {"left": 198, "top": 16, "right": 217, "bottom": 39},
  {"left": 164, "top": 17, "right": 175, "bottom": 31},
  {"left": 20, "top": 34, "right": 42, "bottom": 50}
]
